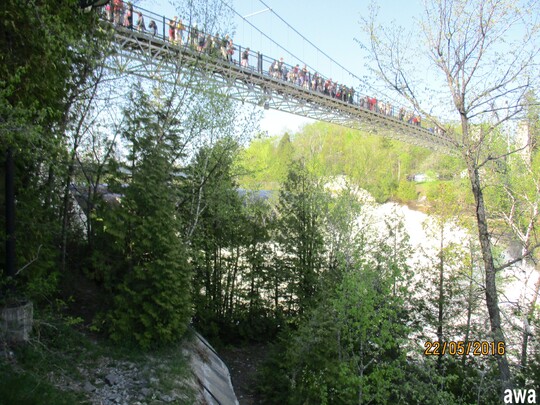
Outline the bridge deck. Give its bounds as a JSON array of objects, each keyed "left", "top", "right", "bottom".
[{"left": 104, "top": 22, "right": 456, "bottom": 153}]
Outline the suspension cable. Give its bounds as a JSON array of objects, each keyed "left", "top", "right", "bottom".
[
  {"left": 256, "top": 0, "right": 405, "bottom": 106},
  {"left": 217, "top": 0, "right": 321, "bottom": 79},
  {"left": 221, "top": 0, "right": 412, "bottom": 113}
]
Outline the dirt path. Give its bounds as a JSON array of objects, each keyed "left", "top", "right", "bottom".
[{"left": 219, "top": 343, "right": 268, "bottom": 405}]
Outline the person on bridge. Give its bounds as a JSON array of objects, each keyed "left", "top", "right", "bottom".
[
  {"left": 105, "top": 3, "right": 113, "bottom": 22},
  {"left": 324, "top": 78, "right": 331, "bottom": 95},
  {"left": 149, "top": 20, "right": 157, "bottom": 36},
  {"left": 176, "top": 19, "right": 185, "bottom": 45},
  {"left": 113, "top": 0, "right": 123, "bottom": 25},
  {"left": 281, "top": 64, "right": 288, "bottom": 81},
  {"left": 168, "top": 17, "right": 176, "bottom": 43},
  {"left": 220, "top": 35, "right": 229, "bottom": 60},
  {"left": 206, "top": 33, "right": 216, "bottom": 54},
  {"left": 330, "top": 80, "right": 337, "bottom": 98},
  {"left": 241, "top": 48, "right": 250, "bottom": 68},
  {"left": 398, "top": 107, "right": 405, "bottom": 121},
  {"left": 315, "top": 74, "right": 324, "bottom": 92},
  {"left": 299, "top": 65, "right": 307, "bottom": 87},
  {"left": 289, "top": 64, "right": 299, "bottom": 84},
  {"left": 269, "top": 60, "right": 278, "bottom": 78},
  {"left": 368, "top": 96, "right": 377, "bottom": 112},
  {"left": 124, "top": 2, "right": 133, "bottom": 29},
  {"left": 136, "top": 11, "right": 145, "bottom": 32},
  {"left": 278, "top": 58, "right": 286, "bottom": 80},
  {"left": 226, "top": 38, "right": 235, "bottom": 62},
  {"left": 197, "top": 31, "right": 207, "bottom": 52},
  {"left": 406, "top": 111, "right": 414, "bottom": 124},
  {"left": 190, "top": 24, "right": 199, "bottom": 49}
]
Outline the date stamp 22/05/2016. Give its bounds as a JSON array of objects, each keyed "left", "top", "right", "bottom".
[{"left": 423, "top": 340, "right": 506, "bottom": 356}]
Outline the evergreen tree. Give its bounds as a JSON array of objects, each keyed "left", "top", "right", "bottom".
[
  {"left": 275, "top": 133, "right": 295, "bottom": 180},
  {"left": 275, "top": 160, "right": 327, "bottom": 315},
  {"left": 105, "top": 88, "right": 191, "bottom": 349},
  {"left": 240, "top": 193, "right": 276, "bottom": 337}
]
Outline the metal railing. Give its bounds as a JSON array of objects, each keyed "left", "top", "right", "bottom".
[{"left": 100, "top": 3, "right": 449, "bottom": 140}]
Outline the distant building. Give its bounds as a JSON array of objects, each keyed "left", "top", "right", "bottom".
[{"left": 516, "top": 120, "right": 537, "bottom": 162}]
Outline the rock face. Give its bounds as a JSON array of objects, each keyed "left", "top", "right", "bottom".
[
  {"left": 188, "top": 333, "right": 240, "bottom": 405},
  {"left": 0, "top": 301, "right": 33, "bottom": 343}
]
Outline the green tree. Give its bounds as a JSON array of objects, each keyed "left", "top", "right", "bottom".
[
  {"left": 105, "top": 88, "right": 191, "bottom": 349},
  {"left": 0, "top": 0, "right": 104, "bottom": 300},
  {"left": 237, "top": 136, "right": 277, "bottom": 189},
  {"left": 260, "top": 215, "right": 443, "bottom": 404},
  {"left": 362, "top": 0, "right": 540, "bottom": 388},
  {"left": 236, "top": 192, "right": 278, "bottom": 340},
  {"left": 263, "top": 132, "right": 296, "bottom": 183},
  {"left": 186, "top": 137, "right": 247, "bottom": 339},
  {"left": 275, "top": 160, "right": 327, "bottom": 316}
]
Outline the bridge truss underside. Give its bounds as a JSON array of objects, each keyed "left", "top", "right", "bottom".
[{"left": 105, "top": 25, "right": 456, "bottom": 153}]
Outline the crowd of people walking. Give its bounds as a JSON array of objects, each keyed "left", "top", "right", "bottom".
[{"left": 104, "top": 2, "right": 439, "bottom": 132}]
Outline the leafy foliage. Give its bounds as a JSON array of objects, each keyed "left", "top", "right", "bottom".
[
  {"left": 237, "top": 122, "right": 456, "bottom": 203},
  {"left": 103, "top": 88, "right": 192, "bottom": 349},
  {"left": 0, "top": 0, "right": 105, "bottom": 302},
  {"left": 0, "top": 363, "right": 88, "bottom": 405},
  {"left": 186, "top": 137, "right": 247, "bottom": 339},
  {"left": 259, "top": 215, "right": 453, "bottom": 404},
  {"left": 274, "top": 160, "right": 328, "bottom": 315}
]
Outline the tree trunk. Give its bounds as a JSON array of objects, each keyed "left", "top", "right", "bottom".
[
  {"left": 466, "top": 158, "right": 512, "bottom": 390},
  {"left": 60, "top": 152, "right": 77, "bottom": 273},
  {"left": 227, "top": 245, "right": 241, "bottom": 320},
  {"left": 437, "top": 224, "right": 444, "bottom": 370},
  {"left": 462, "top": 240, "right": 475, "bottom": 365},
  {"left": 521, "top": 264, "right": 540, "bottom": 368}
]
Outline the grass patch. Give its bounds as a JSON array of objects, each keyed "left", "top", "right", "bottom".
[
  {"left": 15, "top": 315, "right": 103, "bottom": 378},
  {"left": 0, "top": 363, "right": 88, "bottom": 405}
]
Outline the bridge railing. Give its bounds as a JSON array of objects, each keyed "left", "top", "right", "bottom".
[{"left": 100, "top": 3, "right": 449, "bottom": 140}]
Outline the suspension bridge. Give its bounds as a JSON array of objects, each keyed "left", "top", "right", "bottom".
[{"left": 102, "top": 5, "right": 456, "bottom": 153}]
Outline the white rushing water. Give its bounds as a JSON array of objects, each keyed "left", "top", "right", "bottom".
[{"left": 326, "top": 176, "right": 539, "bottom": 356}]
